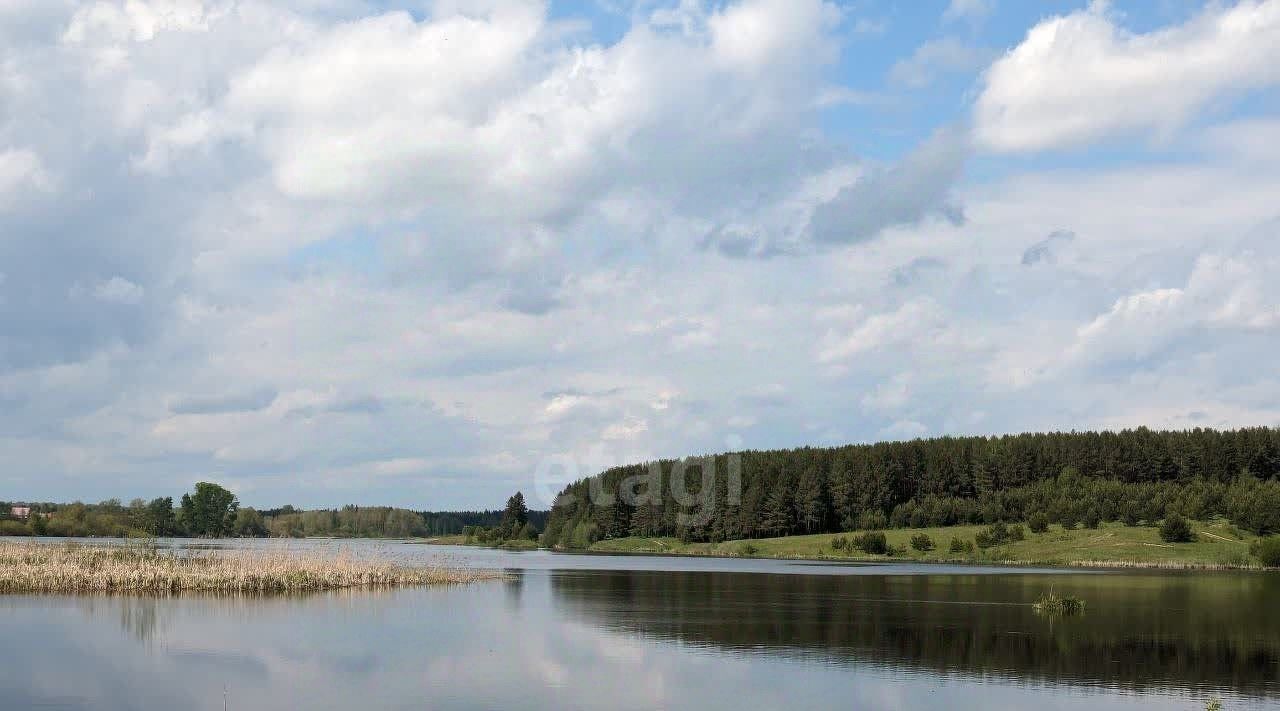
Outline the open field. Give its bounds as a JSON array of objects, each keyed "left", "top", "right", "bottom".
[
  {"left": 587, "top": 519, "right": 1268, "bottom": 569},
  {"left": 0, "top": 541, "right": 506, "bottom": 594}
]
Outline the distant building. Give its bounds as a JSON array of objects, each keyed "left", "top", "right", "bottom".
[{"left": 10, "top": 506, "right": 30, "bottom": 519}]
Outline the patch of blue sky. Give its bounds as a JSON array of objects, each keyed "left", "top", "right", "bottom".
[{"left": 287, "top": 230, "right": 387, "bottom": 277}]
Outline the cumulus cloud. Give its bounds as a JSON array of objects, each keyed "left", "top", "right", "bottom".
[
  {"left": 92, "top": 276, "right": 146, "bottom": 304},
  {"left": 818, "top": 298, "right": 947, "bottom": 364},
  {"left": 3, "top": 0, "right": 1280, "bottom": 508},
  {"left": 975, "top": 0, "right": 1280, "bottom": 152},
  {"left": 878, "top": 419, "right": 928, "bottom": 440},
  {"left": 860, "top": 373, "right": 912, "bottom": 413},
  {"left": 708, "top": 0, "right": 841, "bottom": 72},
  {"left": 0, "top": 148, "right": 51, "bottom": 206},
  {"left": 1071, "top": 250, "right": 1280, "bottom": 364},
  {"left": 809, "top": 128, "right": 969, "bottom": 245},
  {"left": 151, "top": 0, "right": 843, "bottom": 226}
]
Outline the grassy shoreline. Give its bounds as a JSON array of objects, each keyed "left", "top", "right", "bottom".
[
  {"left": 0, "top": 541, "right": 507, "bottom": 594},
  {"left": 583, "top": 519, "right": 1272, "bottom": 571},
  {"left": 412, "top": 535, "right": 540, "bottom": 551}
]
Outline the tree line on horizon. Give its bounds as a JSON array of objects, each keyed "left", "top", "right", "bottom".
[
  {"left": 542, "top": 426, "right": 1280, "bottom": 548},
  {"left": 1, "top": 483, "right": 549, "bottom": 539}
]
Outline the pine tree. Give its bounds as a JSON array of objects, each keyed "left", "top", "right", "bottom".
[
  {"left": 972, "top": 460, "right": 994, "bottom": 497},
  {"left": 794, "top": 466, "right": 827, "bottom": 533},
  {"left": 828, "top": 453, "right": 859, "bottom": 531},
  {"left": 760, "top": 479, "right": 793, "bottom": 537},
  {"left": 629, "top": 501, "right": 657, "bottom": 537},
  {"left": 501, "top": 491, "right": 529, "bottom": 537}
]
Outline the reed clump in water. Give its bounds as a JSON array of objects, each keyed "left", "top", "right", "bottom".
[
  {"left": 1033, "top": 589, "right": 1086, "bottom": 616},
  {"left": 0, "top": 541, "right": 505, "bottom": 594}
]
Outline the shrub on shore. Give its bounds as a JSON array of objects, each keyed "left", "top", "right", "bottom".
[
  {"left": 975, "top": 522, "right": 1024, "bottom": 549},
  {"left": 851, "top": 531, "right": 888, "bottom": 555},
  {"left": 1159, "top": 514, "right": 1196, "bottom": 543},
  {"left": 948, "top": 537, "right": 974, "bottom": 554},
  {"left": 1250, "top": 536, "right": 1280, "bottom": 567},
  {"left": 0, "top": 520, "right": 30, "bottom": 536},
  {"left": 910, "top": 534, "right": 935, "bottom": 552},
  {"left": 0, "top": 541, "right": 503, "bottom": 594},
  {"left": 1028, "top": 513, "right": 1050, "bottom": 534}
]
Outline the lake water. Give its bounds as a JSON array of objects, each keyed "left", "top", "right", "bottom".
[{"left": 2, "top": 539, "right": 1278, "bottom": 710}]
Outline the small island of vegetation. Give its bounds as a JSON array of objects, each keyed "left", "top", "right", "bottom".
[{"left": 0, "top": 540, "right": 505, "bottom": 594}]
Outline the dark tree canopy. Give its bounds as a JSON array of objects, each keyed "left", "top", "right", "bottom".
[
  {"left": 502, "top": 491, "right": 529, "bottom": 532},
  {"left": 3, "top": 496, "right": 548, "bottom": 539},
  {"left": 179, "top": 482, "right": 239, "bottom": 538},
  {"left": 142, "top": 497, "right": 178, "bottom": 536}
]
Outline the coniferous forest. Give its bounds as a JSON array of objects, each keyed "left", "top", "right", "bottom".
[{"left": 542, "top": 427, "right": 1280, "bottom": 548}]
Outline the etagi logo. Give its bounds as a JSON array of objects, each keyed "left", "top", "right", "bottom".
[{"left": 533, "top": 436, "right": 744, "bottom": 528}]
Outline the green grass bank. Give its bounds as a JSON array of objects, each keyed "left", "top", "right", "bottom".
[{"left": 585, "top": 519, "right": 1270, "bottom": 569}]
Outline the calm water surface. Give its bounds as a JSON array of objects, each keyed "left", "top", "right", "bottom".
[{"left": 2, "top": 539, "right": 1278, "bottom": 710}]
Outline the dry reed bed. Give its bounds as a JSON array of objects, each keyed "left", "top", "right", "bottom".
[
  {"left": 1065, "top": 558, "right": 1261, "bottom": 571},
  {"left": 0, "top": 541, "right": 506, "bottom": 594}
]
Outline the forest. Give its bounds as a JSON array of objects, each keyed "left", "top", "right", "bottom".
[
  {"left": 541, "top": 427, "right": 1280, "bottom": 549},
  {"left": 0, "top": 482, "right": 548, "bottom": 539}
]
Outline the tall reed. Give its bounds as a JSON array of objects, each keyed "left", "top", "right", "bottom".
[{"left": 0, "top": 541, "right": 505, "bottom": 594}]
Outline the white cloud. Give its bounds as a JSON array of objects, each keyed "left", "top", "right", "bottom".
[
  {"left": 93, "top": 276, "right": 146, "bottom": 305},
  {"left": 708, "top": 0, "right": 840, "bottom": 72},
  {"left": 141, "top": 0, "right": 844, "bottom": 233},
  {"left": 975, "top": 0, "right": 1280, "bottom": 152},
  {"left": 860, "top": 373, "right": 912, "bottom": 413},
  {"left": 1073, "top": 287, "right": 1187, "bottom": 362},
  {"left": 602, "top": 417, "right": 648, "bottom": 440},
  {"left": 0, "top": 148, "right": 51, "bottom": 205},
  {"left": 63, "top": 0, "right": 223, "bottom": 45},
  {"left": 818, "top": 298, "right": 947, "bottom": 363},
  {"left": 1069, "top": 250, "right": 1280, "bottom": 365},
  {"left": 1201, "top": 117, "right": 1280, "bottom": 165},
  {"left": 878, "top": 419, "right": 927, "bottom": 440}
]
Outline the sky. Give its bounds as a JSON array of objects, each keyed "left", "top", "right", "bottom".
[{"left": 2, "top": 0, "right": 1280, "bottom": 509}]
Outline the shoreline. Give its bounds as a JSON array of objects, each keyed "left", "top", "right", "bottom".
[
  {"left": 574, "top": 520, "right": 1274, "bottom": 572},
  {"left": 415, "top": 537, "right": 1271, "bottom": 572},
  {"left": 562, "top": 545, "right": 1270, "bottom": 572},
  {"left": 408, "top": 530, "right": 1273, "bottom": 572}
]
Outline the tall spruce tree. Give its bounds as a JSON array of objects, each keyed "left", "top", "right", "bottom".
[{"left": 501, "top": 491, "right": 529, "bottom": 537}]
